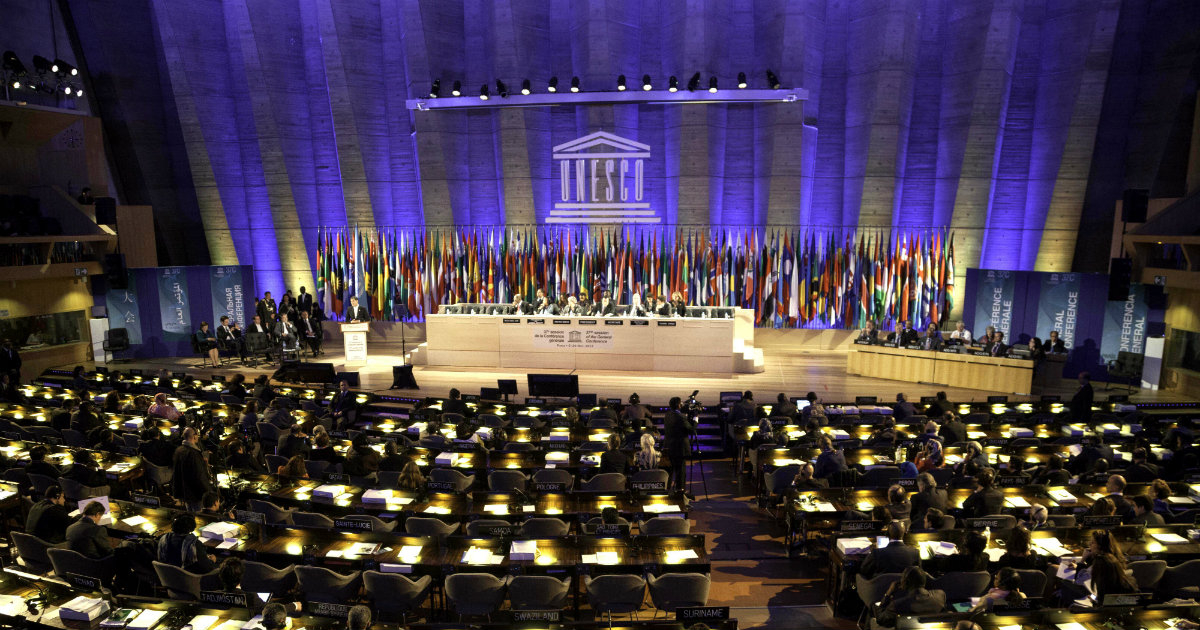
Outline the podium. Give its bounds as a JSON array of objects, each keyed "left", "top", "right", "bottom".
[{"left": 341, "top": 323, "right": 370, "bottom": 367}]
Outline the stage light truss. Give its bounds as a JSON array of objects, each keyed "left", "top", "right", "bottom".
[{"left": 408, "top": 87, "right": 806, "bottom": 111}]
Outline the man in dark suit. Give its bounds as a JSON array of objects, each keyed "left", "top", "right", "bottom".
[
  {"left": 216, "top": 316, "right": 244, "bottom": 359},
  {"left": 654, "top": 296, "right": 672, "bottom": 317},
  {"left": 927, "top": 391, "right": 953, "bottom": 418},
  {"left": 1098, "top": 474, "right": 1133, "bottom": 520},
  {"left": 442, "top": 388, "right": 471, "bottom": 418},
  {"left": 988, "top": 331, "right": 1009, "bottom": 356},
  {"left": 256, "top": 291, "right": 278, "bottom": 323},
  {"left": 0, "top": 339, "right": 21, "bottom": 381},
  {"left": 1123, "top": 448, "right": 1159, "bottom": 482},
  {"left": 274, "top": 313, "right": 297, "bottom": 351},
  {"left": 296, "top": 310, "right": 322, "bottom": 355},
  {"left": 961, "top": 468, "right": 1004, "bottom": 518},
  {"left": 860, "top": 522, "right": 919, "bottom": 578},
  {"left": 1070, "top": 372, "right": 1094, "bottom": 423},
  {"left": 26, "top": 446, "right": 61, "bottom": 479},
  {"left": 330, "top": 380, "right": 358, "bottom": 429},
  {"left": 920, "top": 323, "right": 943, "bottom": 351},
  {"left": 171, "top": 427, "right": 214, "bottom": 512},
  {"left": 26, "top": 486, "right": 71, "bottom": 543},
  {"left": 297, "top": 286, "right": 314, "bottom": 315},
  {"left": 66, "top": 501, "right": 112, "bottom": 558},
  {"left": 730, "top": 391, "right": 757, "bottom": 425},
  {"left": 510, "top": 293, "right": 530, "bottom": 315},
  {"left": 595, "top": 291, "right": 618, "bottom": 316},
  {"left": 910, "top": 473, "right": 948, "bottom": 526},
  {"left": 346, "top": 296, "right": 370, "bottom": 323},
  {"left": 893, "top": 393, "right": 915, "bottom": 423},
  {"left": 1042, "top": 330, "right": 1066, "bottom": 353},
  {"left": 938, "top": 413, "right": 967, "bottom": 445},
  {"left": 1129, "top": 494, "right": 1165, "bottom": 526},
  {"left": 771, "top": 393, "right": 798, "bottom": 420},
  {"left": 1032, "top": 453, "right": 1071, "bottom": 486},
  {"left": 663, "top": 397, "right": 696, "bottom": 495},
  {"left": 895, "top": 321, "right": 919, "bottom": 346}
]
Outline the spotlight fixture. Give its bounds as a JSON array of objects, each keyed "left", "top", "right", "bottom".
[
  {"left": 520, "top": 79, "right": 531, "bottom": 95},
  {"left": 642, "top": 74, "right": 651, "bottom": 91},
  {"left": 32, "top": 55, "right": 52, "bottom": 75},
  {"left": 548, "top": 76, "right": 558, "bottom": 92},
  {"left": 10, "top": 79, "right": 19, "bottom": 89},
  {"left": 63, "top": 85, "right": 72, "bottom": 95},
  {"left": 2, "top": 51, "right": 27, "bottom": 76},
  {"left": 451, "top": 80, "right": 461, "bottom": 96},
  {"left": 479, "top": 84, "right": 489, "bottom": 100},
  {"left": 766, "top": 69, "right": 781, "bottom": 89},
  {"left": 75, "top": 87, "right": 83, "bottom": 97},
  {"left": 617, "top": 74, "right": 626, "bottom": 91},
  {"left": 687, "top": 72, "right": 700, "bottom": 92},
  {"left": 429, "top": 79, "right": 440, "bottom": 98},
  {"left": 668, "top": 76, "right": 678, "bottom": 92},
  {"left": 737, "top": 72, "right": 747, "bottom": 88},
  {"left": 496, "top": 79, "right": 508, "bottom": 97},
  {"left": 570, "top": 76, "right": 580, "bottom": 92},
  {"left": 54, "top": 59, "right": 77, "bottom": 77},
  {"left": 708, "top": 76, "right": 718, "bottom": 93}
]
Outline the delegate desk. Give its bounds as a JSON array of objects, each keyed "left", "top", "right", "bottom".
[
  {"left": 847, "top": 344, "right": 1034, "bottom": 394},
  {"left": 426, "top": 307, "right": 756, "bottom": 373}
]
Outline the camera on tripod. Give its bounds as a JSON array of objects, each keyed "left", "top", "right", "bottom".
[{"left": 683, "top": 390, "right": 703, "bottom": 417}]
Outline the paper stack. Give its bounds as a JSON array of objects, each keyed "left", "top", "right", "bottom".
[
  {"left": 60, "top": 597, "right": 112, "bottom": 623},
  {"left": 435, "top": 452, "right": 458, "bottom": 466},
  {"left": 380, "top": 563, "right": 413, "bottom": 574},
  {"left": 127, "top": 610, "right": 167, "bottom": 630},
  {"left": 545, "top": 451, "right": 569, "bottom": 464},
  {"left": 594, "top": 551, "right": 619, "bottom": 564},
  {"left": 828, "top": 429, "right": 850, "bottom": 440},
  {"left": 1168, "top": 496, "right": 1195, "bottom": 505},
  {"left": 423, "top": 506, "right": 450, "bottom": 515},
  {"left": 1033, "top": 538, "right": 1073, "bottom": 558},
  {"left": 347, "top": 542, "right": 381, "bottom": 556},
  {"left": 312, "top": 484, "right": 346, "bottom": 499},
  {"left": 1063, "top": 425, "right": 1085, "bottom": 437},
  {"left": 643, "top": 503, "right": 680, "bottom": 514},
  {"left": 1009, "top": 427, "right": 1034, "bottom": 438},
  {"left": 398, "top": 545, "right": 423, "bottom": 563},
  {"left": 1151, "top": 532, "right": 1189, "bottom": 545},
  {"left": 510, "top": 540, "right": 537, "bottom": 561},
  {"left": 200, "top": 522, "right": 241, "bottom": 542},
  {"left": 101, "top": 608, "right": 141, "bottom": 628},
  {"left": 1048, "top": 488, "right": 1077, "bottom": 504},
  {"left": 183, "top": 615, "right": 219, "bottom": 630},
  {"left": 483, "top": 504, "right": 509, "bottom": 515},
  {"left": 1005, "top": 496, "right": 1031, "bottom": 508},
  {"left": 918, "top": 540, "right": 957, "bottom": 559},
  {"left": 837, "top": 537, "right": 873, "bottom": 555},
  {"left": 462, "top": 546, "right": 503, "bottom": 565},
  {"left": 362, "top": 489, "right": 393, "bottom": 504},
  {"left": 665, "top": 549, "right": 699, "bottom": 563}
]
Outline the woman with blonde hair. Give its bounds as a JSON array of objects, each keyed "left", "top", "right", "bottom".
[
  {"left": 397, "top": 460, "right": 425, "bottom": 492},
  {"left": 635, "top": 432, "right": 661, "bottom": 470}
]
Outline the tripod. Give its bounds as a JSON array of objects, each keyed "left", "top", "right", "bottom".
[{"left": 685, "top": 413, "right": 710, "bottom": 501}]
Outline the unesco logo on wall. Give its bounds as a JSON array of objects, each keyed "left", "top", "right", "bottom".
[{"left": 549, "top": 131, "right": 659, "bottom": 224}]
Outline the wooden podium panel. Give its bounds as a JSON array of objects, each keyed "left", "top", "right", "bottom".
[
  {"left": 847, "top": 345, "right": 1033, "bottom": 394},
  {"left": 425, "top": 309, "right": 753, "bottom": 374}
]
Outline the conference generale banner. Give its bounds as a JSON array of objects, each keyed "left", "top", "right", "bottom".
[
  {"left": 104, "top": 276, "right": 142, "bottom": 345},
  {"left": 210, "top": 266, "right": 247, "bottom": 327},
  {"left": 157, "top": 267, "right": 192, "bottom": 339},
  {"left": 1100, "top": 283, "right": 1148, "bottom": 363},
  {"left": 1035, "top": 272, "right": 1081, "bottom": 349},
  {"left": 971, "top": 269, "right": 1015, "bottom": 338}
]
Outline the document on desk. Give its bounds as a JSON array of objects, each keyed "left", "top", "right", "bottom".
[
  {"left": 1034, "top": 538, "right": 1073, "bottom": 558},
  {"left": 665, "top": 549, "right": 699, "bottom": 563},
  {"left": 1005, "top": 496, "right": 1031, "bottom": 508},
  {"left": 423, "top": 506, "right": 451, "bottom": 515},
  {"left": 121, "top": 515, "right": 149, "bottom": 527},
  {"left": 1151, "top": 532, "right": 1190, "bottom": 545}
]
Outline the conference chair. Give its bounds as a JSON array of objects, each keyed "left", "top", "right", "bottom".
[
  {"left": 508, "top": 575, "right": 570, "bottom": 611},
  {"left": 583, "top": 515, "right": 631, "bottom": 534},
  {"left": 1014, "top": 569, "right": 1049, "bottom": 599},
  {"left": 102, "top": 328, "right": 130, "bottom": 361},
  {"left": 292, "top": 511, "right": 335, "bottom": 529},
  {"left": 429, "top": 468, "right": 475, "bottom": 492},
  {"left": 584, "top": 574, "right": 647, "bottom": 621},
  {"left": 477, "top": 414, "right": 507, "bottom": 429},
  {"left": 518, "top": 517, "right": 569, "bottom": 538},
  {"left": 630, "top": 469, "right": 669, "bottom": 487},
  {"left": 142, "top": 461, "right": 173, "bottom": 495},
  {"left": 295, "top": 566, "right": 362, "bottom": 603},
  {"left": 241, "top": 560, "right": 296, "bottom": 597},
  {"left": 464, "top": 519, "right": 511, "bottom": 536},
  {"left": 487, "top": 470, "right": 528, "bottom": 493},
  {"left": 303, "top": 459, "right": 332, "bottom": 478},
  {"left": 647, "top": 573, "right": 711, "bottom": 615},
  {"left": 761, "top": 465, "right": 799, "bottom": 514},
  {"left": 532, "top": 468, "right": 573, "bottom": 490},
  {"left": 502, "top": 441, "right": 535, "bottom": 453},
  {"left": 255, "top": 422, "right": 287, "bottom": 454},
  {"left": 445, "top": 573, "right": 509, "bottom": 620},
  {"left": 59, "top": 478, "right": 109, "bottom": 503},
  {"left": 1158, "top": 559, "right": 1200, "bottom": 599},
  {"left": 403, "top": 517, "right": 458, "bottom": 538},
  {"left": 26, "top": 473, "right": 57, "bottom": 497},
  {"left": 61, "top": 428, "right": 87, "bottom": 447},
  {"left": 928, "top": 571, "right": 991, "bottom": 603},
  {"left": 581, "top": 472, "right": 626, "bottom": 492},
  {"left": 1047, "top": 514, "right": 1077, "bottom": 528},
  {"left": 153, "top": 561, "right": 210, "bottom": 600},
  {"left": 47, "top": 548, "right": 112, "bottom": 588},
  {"left": 11, "top": 531, "right": 61, "bottom": 574},
  {"left": 264, "top": 454, "right": 288, "bottom": 472},
  {"left": 1129, "top": 559, "right": 1167, "bottom": 593},
  {"left": 362, "top": 571, "right": 432, "bottom": 624},
  {"left": 244, "top": 332, "right": 273, "bottom": 367},
  {"left": 375, "top": 470, "right": 401, "bottom": 488},
  {"left": 248, "top": 499, "right": 295, "bottom": 525},
  {"left": 856, "top": 573, "right": 902, "bottom": 628},
  {"left": 858, "top": 466, "right": 901, "bottom": 488},
  {"left": 640, "top": 516, "right": 691, "bottom": 536}
]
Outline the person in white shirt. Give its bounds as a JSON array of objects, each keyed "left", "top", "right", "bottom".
[{"left": 949, "top": 321, "right": 972, "bottom": 344}]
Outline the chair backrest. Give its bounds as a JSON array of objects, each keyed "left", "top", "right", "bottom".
[
  {"left": 532, "top": 468, "right": 573, "bottom": 490},
  {"left": 504, "top": 441, "right": 536, "bottom": 452},
  {"left": 47, "top": 548, "right": 109, "bottom": 584},
  {"left": 27, "top": 473, "right": 57, "bottom": 496},
  {"left": 764, "top": 465, "right": 800, "bottom": 495},
  {"left": 1129, "top": 559, "right": 1168, "bottom": 592},
  {"left": 641, "top": 517, "right": 691, "bottom": 536},
  {"left": 487, "top": 470, "right": 528, "bottom": 492},
  {"left": 403, "top": 517, "right": 457, "bottom": 536},
  {"left": 108, "top": 328, "right": 129, "bottom": 344},
  {"left": 303, "top": 459, "right": 330, "bottom": 478},
  {"left": 362, "top": 571, "right": 433, "bottom": 613},
  {"left": 153, "top": 561, "right": 204, "bottom": 600},
  {"left": 340, "top": 514, "right": 395, "bottom": 532},
  {"left": 1014, "top": 569, "right": 1048, "bottom": 599},
  {"left": 12, "top": 531, "right": 57, "bottom": 573},
  {"left": 856, "top": 573, "right": 902, "bottom": 608},
  {"left": 59, "top": 478, "right": 109, "bottom": 502},
  {"left": 1047, "top": 514, "right": 1076, "bottom": 528},
  {"left": 1160, "top": 559, "right": 1200, "bottom": 597},
  {"left": 292, "top": 511, "right": 335, "bottom": 529},
  {"left": 519, "top": 517, "right": 569, "bottom": 538},
  {"left": 586, "top": 574, "right": 647, "bottom": 613},
  {"left": 508, "top": 575, "right": 570, "bottom": 610},
  {"left": 429, "top": 468, "right": 474, "bottom": 491},
  {"left": 242, "top": 560, "right": 296, "bottom": 596},
  {"left": 630, "top": 469, "right": 669, "bottom": 485},
  {"left": 647, "top": 573, "right": 710, "bottom": 611},
  {"left": 247, "top": 499, "right": 293, "bottom": 525},
  {"left": 143, "top": 461, "right": 173, "bottom": 486},
  {"left": 464, "top": 519, "right": 511, "bottom": 536},
  {"left": 859, "top": 466, "right": 901, "bottom": 487},
  {"left": 582, "top": 472, "right": 627, "bottom": 492},
  {"left": 61, "top": 429, "right": 87, "bottom": 447},
  {"left": 929, "top": 571, "right": 992, "bottom": 602},
  {"left": 294, "top": 566, "right": 361, "bottom": 603},
  {"left": 445, "top": 573, "right": 508, "bottom": 613},
  {"left": 246, "top": 332, "right": 270, "bottom": 352},
  {"left": 264, "top": 454, "right": 288, "bottom": 471},
  {"left": 256, "top": 422, "right": 280, "bottom": 440}
]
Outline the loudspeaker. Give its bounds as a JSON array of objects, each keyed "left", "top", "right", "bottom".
[
  {"left": 335, "top": 371, "right": 360, "bottom": 387},
  {"left": 1145, "top": 284, "right": 1167, "bottom": 310},
  {"left": 94, "top": 197, "right": 117, "bottom": 225},
  {"left": 1108, "top": 258, "right": 1133, "bottom": 301},
  {"left": 104, "top": 253, "right": 128, "bottom": 289},
  {"left": 89, "top": 274, "right": 108, "bottom": 297},
  {"left": 1122, "top": 189, "right": 1149, "bottom": 223},
  {"left": 391, "top": 364, "right": 418, "bottom": 390},
  {"left": 272, "top": 361, "right": 337, "bottom": 384}
]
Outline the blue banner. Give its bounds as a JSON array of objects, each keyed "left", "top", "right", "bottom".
[
  {"left": 104, "top": 277, "right": 142, "bottom": 345},
  {"left": 1035, "top": 272, "right": 1081, "bottom": 349},
  {"left": 157, "top": 267, "right": 192, "bottom": 339},
  {"left": 210, "top": 266, "right": 247, "bottom": 326},
  {"left": 972, "top": 269, "right": 1016, "bottom": 339},
  {"left": 1101, "top": 283, "right": 1148, "bottom": 363}
]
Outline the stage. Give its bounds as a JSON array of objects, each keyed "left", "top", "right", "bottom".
[{"left": 74, "top": 328, "right": 1185, "bottom": 406}]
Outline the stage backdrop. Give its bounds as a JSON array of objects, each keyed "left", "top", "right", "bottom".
[
  {"left": 100, "top": 266, "right": 256, "bottom": 358},
  {"left": 963, "top": 269, "right": 1162, "bottom": 378}
]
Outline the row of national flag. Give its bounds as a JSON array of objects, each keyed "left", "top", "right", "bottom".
[{"left": 315, "top": 226, "right": 955, "bottom": 329}]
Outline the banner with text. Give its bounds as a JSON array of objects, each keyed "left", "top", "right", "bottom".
[
  {"left": 210, "top": 266, "right": 247, "bottom": 327},
  {"left": 157, "top": 267, "right": 192, "bottom": 339},
  {"left": 972, "top": 270, "right": 1016, "bottom": 338},
  {"left": 104, "top": 276, "right": 142, "bottom": 345},
  {"left": 532, "top": 327, "right": 615, "bottom": 349},
  {"left": 1035, "top": 272, "right": 1081, "bottom": 349},
  {"left": 1100, "top": 283, "right": 1148, "bottom": 363}
]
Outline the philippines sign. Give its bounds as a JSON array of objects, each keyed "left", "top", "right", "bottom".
[{"left": 550, "top": 131, "right": 658, "bottom": 224}]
